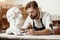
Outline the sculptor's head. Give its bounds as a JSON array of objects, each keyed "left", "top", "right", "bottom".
[{"left": 25, "top": 1, "right": 40, "bottom": 19}]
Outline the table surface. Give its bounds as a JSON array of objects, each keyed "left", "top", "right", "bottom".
[{"left": 0, "top": 33, "right": 60, "bottom": 39}]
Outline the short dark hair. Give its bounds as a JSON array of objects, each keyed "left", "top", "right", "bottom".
[{"left": 25, "top": 1, "right": 38, "bottom": 10}]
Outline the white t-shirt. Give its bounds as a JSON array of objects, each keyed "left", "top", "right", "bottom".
[{"left": 22, "top": 11, "right": 52, "bottom": 31}]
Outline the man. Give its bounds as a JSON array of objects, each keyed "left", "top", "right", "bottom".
[
  {"left": 6, "top": 7, "right": 23, "bottom": 35},
  {"left": 21, "top": 1, "right": 53, "bottom": 35}
]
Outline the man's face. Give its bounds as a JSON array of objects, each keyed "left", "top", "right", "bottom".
[{"left": 26, "top": 7, "right": 38, "bottom": 19}]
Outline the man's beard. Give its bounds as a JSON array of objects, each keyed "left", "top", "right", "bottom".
[{"left": 30, "top": 14, "right": 37, "bottom": 19}]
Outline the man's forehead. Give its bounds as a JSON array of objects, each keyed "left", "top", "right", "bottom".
[{"left": 26, "top": 7, "right": 35, "bottom": 12}]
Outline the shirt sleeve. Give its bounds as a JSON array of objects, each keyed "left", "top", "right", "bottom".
[
  {"left": 22, "top": 16, "right": 30, "bottom": 29},
  {"left": 45, "top": 14, "right": 52, "bottom": 31}
]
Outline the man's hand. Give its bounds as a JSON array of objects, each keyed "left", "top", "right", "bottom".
[
  {"left": 26, "top": 29, "right": 37, "bottom": 35},
  {"left": 21, "top": 29, "right": 26, "bottom": 33}
]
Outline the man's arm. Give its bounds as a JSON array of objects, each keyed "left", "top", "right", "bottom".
[
  {"left": 26, "top": 29, "right": 51, "bottom": 35},
  {"left": 21, "top": 16, "right": 31, "bottom": 32},
  {"left": 36, "top": 29, "right": 51, "bottom": 35}
]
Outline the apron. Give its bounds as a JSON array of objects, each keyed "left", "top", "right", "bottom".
[{"left": 33, "top": 18, "right": 45, "bottom": 31}]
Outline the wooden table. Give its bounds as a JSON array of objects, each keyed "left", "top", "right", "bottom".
[{"left": 0, "top": 33, "right": 60, "bottom": 40}]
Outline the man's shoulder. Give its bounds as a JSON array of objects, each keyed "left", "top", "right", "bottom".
[
  {"left": 26, "top": 15, "right": 32, "bottom": 19},
  {"left": 42, "top": 11, "right": 50, "bottom": 15},
  {"left": 41, "top": 11, "right": 48, "bottom": 15},
  {"left": 26, "top": 15, "right": 33, "bottom": 23},
  {"left": 41, "top": 11, "right": 51, "bottom": 17}
]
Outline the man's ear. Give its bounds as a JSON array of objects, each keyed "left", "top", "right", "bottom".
[
  {"left": 36, "top": 8, "right": 39, "bottom": 11},
  {"left": 36, "top": 7, "right": 41, "bottom": 13}
]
